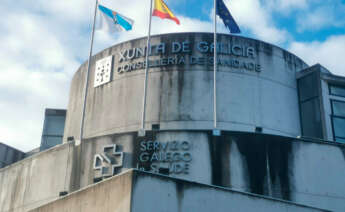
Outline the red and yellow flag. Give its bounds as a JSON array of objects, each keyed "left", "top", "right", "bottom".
[{"left": 152, "top": 0, "right": 180, "bottom": 25}]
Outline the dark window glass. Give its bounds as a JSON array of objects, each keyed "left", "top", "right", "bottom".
[
  {"left": 46, "top": 136, "right": 63, "bottom": 147},
  {"left": 0, "top": 161, "right": 5, "bottom": 168},
  {"left": 300, "top": 98, "right": 323, "bottom": 138},
  {"left": 330, "top": 85, "right": 345, "bottom": 97},
  {"left": 13, "top": 152, "right": 24, "bottom": 162},
  {"left": 5, "top": 148, "right": 14, "bottom": 164},
  {"left": 335, "top": 137, "right": 345, "bottom": 144},
  {"left": 41, "top": 136, "right": 63, "bottom": 151},
  {"left": 330, "top": 99, "right": 345, "bottom": 142},
  {"left": 332, "top": 100, "right": 345, "bottom": 117},
  {"left": 0, "top": 145, "right": 7, "bottom": 162},
  {"left": 43, "top": 116, "right": 66, "bottom": 136},
  {"left": 40, "top": 109, "right": 66, "bottom": 151},
  {"left": 298, "top": 73, "right": 319, "bottom": 102},
  {"left": 333, "top": 117, "right": 345, "bottom": 138}
]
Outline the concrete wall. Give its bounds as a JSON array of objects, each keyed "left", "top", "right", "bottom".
[
  {"left": 30, "top": 170, "right": 133, "bottom": 212},
  {"left": 77, "top": 131, "right": 345, "bottom": 212},
  {"left": 1, "top": 131, "right": 344, "bottom": 211},
  {"left": 76, "top": 133, "right": 138, "bottom": 188},
  {"left": 131, "top": 171, "right": 328, "bottom": 212},
  {"left": 30, "top": 170, "right": 327, "bottom": 212},
  {"left": 291, "top": 140, "right": 345, "bottom": 211},
  {"left": 0, "top": 143, "right": 74, "bottom": 212},
  {"left": 63, "top": 33, "right": 308, "bottom": 142}
]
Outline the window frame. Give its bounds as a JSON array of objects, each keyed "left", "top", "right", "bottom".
[
  {"left": 330, "top": 99, "right": 345, "bottom": 142},
  {"left": 329, "top": 84, "right": 345, "bottom": 98}
]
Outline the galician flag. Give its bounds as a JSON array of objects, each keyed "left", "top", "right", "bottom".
[
  {"left": 152, "top": 0, "right": 180, "bottom": 25},
  {"left": 98, "top": 4, "right": 134, "bottom": 32}
]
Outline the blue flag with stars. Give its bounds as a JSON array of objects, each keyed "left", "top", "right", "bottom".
[{"left": 216, "top": 0, "right": 241, "bottom": 33}]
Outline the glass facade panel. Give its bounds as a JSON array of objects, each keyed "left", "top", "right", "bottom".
[
  {"left": 332, "top": 100, "right": 345, "bottom": 117},
  {"left": 330, "top": 99, "right": 345, "bottom": 143},
  {"left": 42, "top": 136, "right": 63, "bottom": 149},
  {"left": 40, "top": 109, "right": 66, "bottom": 151},
  {"left": 335, "top": 137, "right": 345, "bottom": 144},
  {"left": 5, "top": 148, "right": 14, "bottom": 164},
  {"left": 0, "top": 143, "right": 24, "bottom": 168},
  {"left": 0, "top": 145, "right": 6, "bottom": 161},
  {"left": 44, "top": 116, "right": 66, "bottom": 135},
  {"left": 330, "top": 85, "right": 345, "bottom": 97},
  {"left": 298, "top": 72, "right": 319, "bottom": 102},
  {"left": 333, "top": 117, "right": 345, "bottom": 138},
  {"left": 300, "top": 98, "right": 323, "bottom": 138},
  {"left": 0, "top": 161, "right": 5, "bottom": 169}
]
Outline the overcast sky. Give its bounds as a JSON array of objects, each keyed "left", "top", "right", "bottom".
[{"left": 1, "top": 0, "right": 345, "bottom": 151}]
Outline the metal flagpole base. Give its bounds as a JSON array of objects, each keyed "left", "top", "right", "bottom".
[
  {"left": 138, "top": 129, "right": 146, "bottom": 137},
  {"left": 212, "top": 129, "right": 222, "bottom": 136}
]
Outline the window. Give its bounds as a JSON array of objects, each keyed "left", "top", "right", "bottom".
[
  {"left": 0, "top": 161, "right": 6, "bottom": 168},
  {"left": 335, "top": 137, "right": 345, "bottom": 143},
  {"left": 331, "top": 100, "right": 345, "bottom": 143},
  {"left": 40, "top": 109, "right": 66, "bottom": 151},
  {"left": 300, "top": 98, "right": 323, "bottom": 138},
  {"left": 329, "top": 85, "right": 345, "bottom": 97},
  {"left": 298, "top": 72, "right": 323, "bottom": 139}
]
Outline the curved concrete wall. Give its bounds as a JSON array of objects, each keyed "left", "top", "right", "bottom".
[
  {"left": 2, "top": 131, "right": 344, "bottom": 211},
  {"left": 78, "top": 131, "right": 345, "bottom": 212},
  {"left": 63, "top": 33, "right": 308, "bottom": 141}
]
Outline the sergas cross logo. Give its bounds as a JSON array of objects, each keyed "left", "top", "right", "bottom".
[
  {"left": 94, "top": 55, "right": 113, "bottom": 87},
  {"left": 93, "top": 144, "right": 123, "bottom": 181}
]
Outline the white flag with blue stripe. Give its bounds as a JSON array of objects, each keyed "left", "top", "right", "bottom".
[{"left": 97, "top": 4, "right": 134, "bottom": 32}]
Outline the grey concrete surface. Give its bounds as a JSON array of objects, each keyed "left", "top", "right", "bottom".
[
  {"left": 0, "top": 143, "right": 74, "bottom": 212},
  {"left": 77, "top": 131, "right": 345, "bottom": 212},
  {"left": 291, "top": 141, "right": 345, "bottom": 211},
  {"left": 132, "top": 171, "right": 329, "bottom": 212},
  {"left": 29, "top": 170, "right": 133, "bottom": 212},
  {"left": 30, "top": 170, "right": 328, "bottom": 212},
  {"left": 2, "top": 130, "right": 345, "bottom": 212},
  {"left": 1, "top": 131, "right": 344, "bottom": 211},
  {"left": 63, "top": 33, "right": 308, "bottom": 142}
]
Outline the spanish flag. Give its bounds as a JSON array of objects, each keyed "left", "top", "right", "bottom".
[{"left": 152, "top": 0, "right": 180, "bottom": 25}]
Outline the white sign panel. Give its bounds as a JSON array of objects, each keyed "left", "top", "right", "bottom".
[{"left": 94, "top": 55, "right": 113, "bottom": 87}]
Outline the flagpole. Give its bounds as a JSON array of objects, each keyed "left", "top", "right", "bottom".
[
  {"left": 140, "top": 0, "right": 154, "bottom": 136},
  {"left": 80, "top": 0, "right": 99, "bottom": 142},
  {"left": 213, "top": 0, "right": 218, "bottom": 131}
]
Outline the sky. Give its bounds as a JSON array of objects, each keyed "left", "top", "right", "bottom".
[{"left": 1, "top": 0, "right": 345, "bottom": 151}]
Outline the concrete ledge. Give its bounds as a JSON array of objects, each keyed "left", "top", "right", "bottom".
[
  {"left": 30, "top": 170, "right": 328, "bottom": 212},
  {"left": 30, "top": 170, "right": 133, "bottom": 212},
  {"left": 0, "top": 142, "right": 75, "bottom": 212}
]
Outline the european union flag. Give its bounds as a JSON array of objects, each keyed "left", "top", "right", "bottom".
[{"left": 216, "top": 0, "right": 241, "bottom": 33}]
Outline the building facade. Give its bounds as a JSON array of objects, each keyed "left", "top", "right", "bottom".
[
  {"left": 40, "top": 108, "right": 66, "bottom": 151},
  {"left": 0, "top": 143, "right": 25, "bottom": 169},
  {"left": 64, "top": 32, "right": 308, "bottom": 141},
  {"left": 1, "top": 33, "right": 344, "bottom": 212},
  {"left": 297, "top": 65, "right": 345, "bottom": 143}
]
